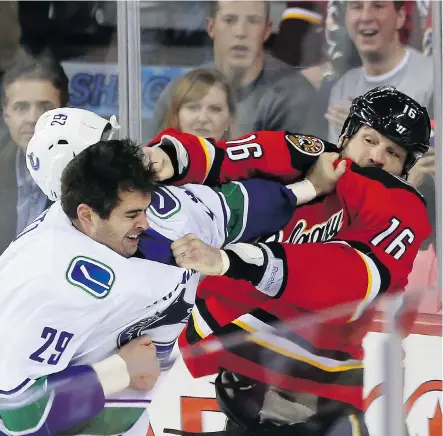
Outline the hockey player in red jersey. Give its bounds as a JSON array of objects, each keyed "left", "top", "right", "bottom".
[{"left": 147, "top": 86, "right": 431, "bottom": 435}]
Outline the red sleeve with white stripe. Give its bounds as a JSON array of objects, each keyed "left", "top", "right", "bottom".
[{"left": 146, "top": 128, "right": 337, "bottom": 186}]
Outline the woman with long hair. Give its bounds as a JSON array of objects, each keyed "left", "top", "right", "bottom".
[{"left": 162, "top": 68, "right": 236, "bottom": 141}]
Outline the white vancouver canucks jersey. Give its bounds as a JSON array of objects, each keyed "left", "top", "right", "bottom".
[{"left": 0, "top": 179, "right": 296, "bottom": 435}]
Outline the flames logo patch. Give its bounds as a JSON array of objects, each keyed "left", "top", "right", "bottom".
[{"left": 286, "top": 134, "right": 325, "bottom": 156}]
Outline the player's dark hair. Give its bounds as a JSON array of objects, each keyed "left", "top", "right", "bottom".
[
  {"left": 61, "top": 139, "right": 156, "bottom": 220},
  {"left": 1, "top": 50, "right": 69, "bottom": 107},
  {"left": 208, "top": 0, "right": 270, "bottom": 21}
]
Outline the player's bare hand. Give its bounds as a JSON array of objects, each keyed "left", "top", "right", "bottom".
[
  {"left": 306, "top": 152, "right": 347, "bottom": 196},
  {"left": 325, "top": 102, "right": 351, "bottom": 131},
  {"left": 118, "top": 335, "right": 161, "bottom": 391},
  {"left": 143, "top": 147, "right": 174, "bottom": 181},
  {"left": 172, "top": 234, "right": 223, "bottom": 275},
  {"left": 407, "top": 149, "right": 435, "bottom": 188}
]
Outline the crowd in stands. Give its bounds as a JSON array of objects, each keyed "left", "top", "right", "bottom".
[{"left": 0, "top": 0, "right": 439, "bottom": 313}]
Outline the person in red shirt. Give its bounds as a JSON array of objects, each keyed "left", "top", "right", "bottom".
[{"left": 148, "top": 86, "right": 431, "bottom": 436}]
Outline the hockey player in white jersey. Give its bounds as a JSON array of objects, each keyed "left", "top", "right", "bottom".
[{"left": 0, "top": 108, "right": 341, "bottom": 436}]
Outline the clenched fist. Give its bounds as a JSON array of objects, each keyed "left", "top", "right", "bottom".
[
  {"left": 306, "top": 152, "right": 347, "bottom": 196},
  {"left": 118, "top": 335, "right": 161, "bottom": 391},
  {"left": 172, "top": 234, "right": 224, "bottom": 276},
  {"left": 143, "top": 147, "right": 174, "bottom": 181}
]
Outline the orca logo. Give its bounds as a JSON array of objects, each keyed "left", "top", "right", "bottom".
[
  {"left": 27, "top": 153, "right": 40, "bottom": 171},
  {"left": 117, "top": 287, "right": 193, "bottom": 348}
]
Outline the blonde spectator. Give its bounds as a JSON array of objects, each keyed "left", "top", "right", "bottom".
[{"left": 162, "top": 68, "right": 236, "bottom": 141}]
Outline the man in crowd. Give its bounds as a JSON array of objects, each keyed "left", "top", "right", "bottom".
[
  {"left": 326, "top": 0, "right": 433, "bottom": 142},
  {"left": 152, "top": 0, "right": 315, "bottom": 137},
  {"left": 0, "top": 52, "right": 69, "bottom": 253}
]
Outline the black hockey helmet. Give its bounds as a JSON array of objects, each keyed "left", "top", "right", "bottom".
[{"left": 340, "top": 86, "right": 431, "bottom": 174}]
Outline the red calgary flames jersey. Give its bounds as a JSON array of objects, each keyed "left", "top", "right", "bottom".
[{"left": 147, "top": 129, "right": 432, "bottom": 410}]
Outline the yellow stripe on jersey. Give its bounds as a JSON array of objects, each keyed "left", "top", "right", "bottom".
[
  {"left": 230, "top": 313, "right": 363, "bottom": 373},
  {"left": 191, "top": 306, "right": 214, "bottom": 339},
  {"left": 348, "top": 248, "right": 382, "bottom": 322},
  {"left": 232, "top": 319, "right": 256, "bottom": 333},
  {"left": 349, "top": 414, "right": 362, "bottom": 436},
  {"left": 350, "top": 250, "right": 373, "bottom": 321},
  {"left": 233, "top": 313, "right": 275, "bottom": 333},
  {"left": 190, "top": 310, "right": 205, "bottom": 339},
  {"left": 191, "top": 300, "right": 363, "bottom": 375},
  {"left": 325, "top": 240, "right": 382, "bottom": 323},
  {"left": 248, "top": 336, "right": 364, "bottom": 373},
  {"left": 281, "top": 8, "right": 323, "bottom": 24},
  {"left": 197, "top": 136, "right": 212, "bottom": 181}
]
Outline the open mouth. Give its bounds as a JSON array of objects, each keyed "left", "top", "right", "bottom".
[
  {"left": 126, "top": 233, "right": 142, "bottom": 243},
  {"left": 359, "top": 29, "right": 378, "bottom": 37}
]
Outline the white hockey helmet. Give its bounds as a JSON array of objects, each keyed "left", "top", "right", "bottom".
[{"left": 26, "top": 108, "right": 120, "bottom": 201}]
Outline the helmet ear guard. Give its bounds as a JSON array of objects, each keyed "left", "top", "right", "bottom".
[{"left": 339, "top": 86, "right": 431, "bottom": 176}]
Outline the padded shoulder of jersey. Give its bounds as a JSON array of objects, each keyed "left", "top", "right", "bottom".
[
  {"left": 349, "top": 162, "right": 426, "bottom": 206},
  {"left": 147, "top": 184, "right": 227, "bottom": 248}
]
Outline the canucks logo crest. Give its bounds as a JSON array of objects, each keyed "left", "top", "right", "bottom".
[{"left": 66, "top": 256, "right": 115, "bottom": 298}]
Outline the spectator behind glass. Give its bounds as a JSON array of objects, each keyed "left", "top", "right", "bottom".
[
  {"left": 271, "top": 1, "right": 326, "bottom": 69},
  {"left": 326, "top": 0, "right": 433, "bottom": 143},
  {"left": 406, "top": 120, "right": 437, "bottom": 297},
  {"left": 162, "top": 68, "right": 236, "bottom": 141},
  {"left": 0, "top": 51, "right": 69, "bottom": 253},
  {"left": 268, "top": 1, "right": 365, "bottom": 140},
  {"left": 407, "top": 0, "right": 440, "bottom": 315},
  {"left": 0, "top": 2, "right": 22, "bottom": 83},
  {"left": 152, "top": 0, "right": 316, "bottom": 138},
  {"left": 303, "top": 0, "right": 360, "bottom": 140}
]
